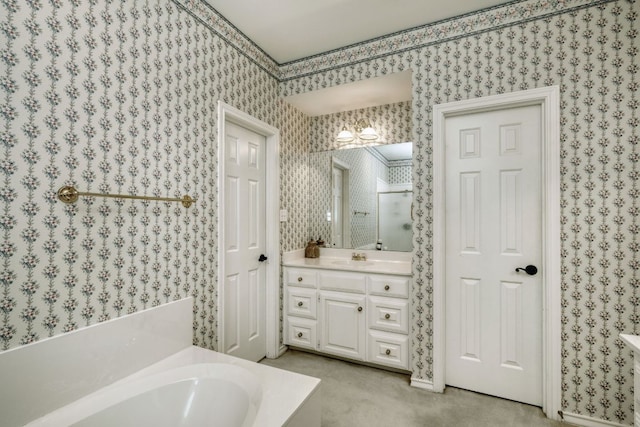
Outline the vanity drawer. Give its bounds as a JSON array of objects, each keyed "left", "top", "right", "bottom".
[
  {"left": 318, "top": 270, "right": 366, "bottom": 294},
  {"left": 286, "top": 317, "right": 317, "bottom": 350},
  {"left": 286, "top": 268, "right": 317, "bottom": 288},
  {"left": 367, "top": 330, "right": 409, "bottom": 370},
  {"left": 369, "top": 275, "right": 409, "bottom": 298},
  {"left": 368, "top": 296, "right": 409, "bottom": 334},
  {"left": 286, "top": 287, "right": 317, "bottom": 319}
]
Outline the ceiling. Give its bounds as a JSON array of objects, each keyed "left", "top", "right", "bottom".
[
  {"left": 204, "top": 0, "right": 514, "bottom": 116},
  {"left": 373, "top": 142, "right": 412, "bottom": 162},
  {"left": 205, "top": 0, "right": 514, "bottom": 64}
]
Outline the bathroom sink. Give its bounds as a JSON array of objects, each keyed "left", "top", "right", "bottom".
[{"left": 331, "top": 260, "right": 374, "bottom": 267}]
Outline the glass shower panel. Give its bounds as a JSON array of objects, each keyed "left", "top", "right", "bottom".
[{"left": 377, "top": 191, "right": 413, "bottom": 252}]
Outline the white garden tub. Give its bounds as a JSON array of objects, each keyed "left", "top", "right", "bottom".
[
  {"left": 1, "top": 299, "right": 320, "bottom": 427},
  {"left": 27, "top": 363, "right": 262, "bottom": 427}
]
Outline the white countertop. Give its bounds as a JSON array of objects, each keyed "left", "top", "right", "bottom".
[
  {"left": 621, "top": 334, "right": 640, "bottom": 353},
  {"left": 283, "top": 256, "right": 411, "bottom": 276}
]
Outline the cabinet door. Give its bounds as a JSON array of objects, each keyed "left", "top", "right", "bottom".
[{"left": 319, "top": 291, "right": 366, "bottom": 361}]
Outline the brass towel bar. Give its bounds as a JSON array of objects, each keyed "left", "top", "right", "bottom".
[{"left": 57, "top": 185, "right": 195, "bottom": 208}]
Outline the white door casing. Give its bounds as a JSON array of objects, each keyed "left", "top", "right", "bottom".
[
  {"left": 444, "top": 105, "right": 542, "bottom": 406},
  {"left": 332, "top": 166, "right": 344, "bottom": 248},
  {"left": 429, "top": 86, "right": 561, "bottom": 419},
  {"left": 218, "top": 101, "right": 280, "bottom": 360},
  {"left": 331, "top": 157, "right": 350, "bottom": 249}
]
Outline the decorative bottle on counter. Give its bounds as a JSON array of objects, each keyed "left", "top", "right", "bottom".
[
  {"left": 314, "top": 238, "right": 324, "bottom": 257},
  {"left": 304, "top": 239, "right": 318, "bottom": 258}
]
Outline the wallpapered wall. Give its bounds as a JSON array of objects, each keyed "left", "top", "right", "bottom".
[
  {"left": 309, "top": 101, "right": 413, "bottom": 152},
  {"left": 283, "top": 0, "right": 639, "bottom": 423},
  {"left": 2, "top": 0, "right": 639, "bottom": 424},
  {"left": 389, "top": 164, "right": 412, "bottom": 185},
  {"left": 307, "top": 150, "right": 332, "bottom": 245},
  {"left": 0, "top": 0, "right": 309, "bottom": 353},
  {"left": 279, "top": 103, "right": 310, "bottom": 253}
]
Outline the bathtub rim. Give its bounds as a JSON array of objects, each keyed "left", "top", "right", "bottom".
[
  {"left": 26, "top": 362, "right": 263, "bottom": 427},
  {"left": 25, "top": 346, "right": 320, "bottom": 427}
]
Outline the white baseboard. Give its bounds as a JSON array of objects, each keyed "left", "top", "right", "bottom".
[
  {"left": 561, "top": 412, "right": 627, "bottom": 427},
  {"left": 277, "top": 344, "right": 288, "bottom": 357},
  {"left": 410, "top": 377, "right": 436, "bottom": 391}
]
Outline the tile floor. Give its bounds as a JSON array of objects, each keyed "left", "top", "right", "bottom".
[{"left": 260, "top": 349, "right": 566, "bottom": 427}]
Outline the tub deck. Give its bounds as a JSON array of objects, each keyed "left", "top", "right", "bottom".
[{"left": 26, "top": 346, "right": 321, "bottom": 427}]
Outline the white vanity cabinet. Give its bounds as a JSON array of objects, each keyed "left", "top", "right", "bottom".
[{"left": 284, "top": 265, "right": 410, "bottom": 370}]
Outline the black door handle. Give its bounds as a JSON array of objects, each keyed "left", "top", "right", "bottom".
[
  {"left": 515, "top": 265, "right": 538, "bottom": 276},
  {"left": 258, "top": 254, "right": 268, "bottom": 262}
]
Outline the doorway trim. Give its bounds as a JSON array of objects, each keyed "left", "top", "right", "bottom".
[
  {"left": 331, "top": 157, "right": 351, "bottom": 248},
  {"left": 217, "top": 101, "right": 281, "bottom": 359},
  {"left": 431, "top": 86, "right": 561, "bottom": 419}
]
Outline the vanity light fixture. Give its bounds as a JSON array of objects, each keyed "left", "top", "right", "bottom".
[
  {"left": 336, "top": 118, "right": 379, "bottom": 144},
  {"left": 336, "top": 127, "right": 355, "bottom": 143}
]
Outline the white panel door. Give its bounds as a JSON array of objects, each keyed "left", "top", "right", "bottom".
[
  {"left": 445, "top": 104, "right": 542, "bottom": 406},
  {"left": 223, "top": 121, "right": 266, "bottom": 362}
]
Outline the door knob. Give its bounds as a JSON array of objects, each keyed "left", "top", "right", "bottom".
[
  {"left": 258, "top": 254, "right": 268, "bottom": 262},
  {"left": 515, "top": 265, "right": 538, "bottom": 275}
]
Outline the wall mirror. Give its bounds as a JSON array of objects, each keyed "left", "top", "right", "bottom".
[{"left": 308, "top": 142, "right": 412, "bottom": 252}]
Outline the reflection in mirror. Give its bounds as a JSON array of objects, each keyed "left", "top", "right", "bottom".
[
  {"left": 308, "top": 142, "right": 412, "bottom": 252},
  {"left": 378, "top": 190, "right": 412, "bottom": 251}
]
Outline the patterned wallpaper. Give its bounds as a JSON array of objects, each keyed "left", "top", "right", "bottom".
[
  {"left": 307, "top": 151, "right": 332, "bottom": 245},
  {"left": 0, "top": 0, "right": 311, "bottom": 354},
  {"left": 389, "top": 164, "right": 412, "bottom": 185},
  {"left": 2, "top": 0, "right": 639, "bottom": 424},
  {"left": 277, "top": 101, "right": 309, "bottom": 344},
  {"left": 281, "top": 0, "right": 640, "bottom": 423},
  {"left": 309, "top": 101, "right": 413, "bottom": 152},
  {"left": 279, "top": 101, "right": 309, "bottom": 253}
]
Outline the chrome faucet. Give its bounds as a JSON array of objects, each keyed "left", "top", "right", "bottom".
[{"left": 351, "top": 252, "right": 367, "bottom": 261}]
